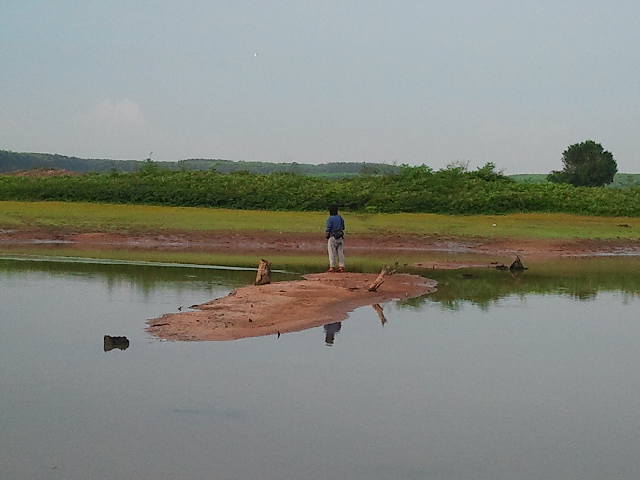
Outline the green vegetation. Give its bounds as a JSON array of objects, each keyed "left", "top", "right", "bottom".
[
  {"left": 2, "top": 201, "right": 640, "bottom": 240},
  {"left": 0, "top": 150, "right": 399, "bottom": 176},
  {"left": 509, "top": 174, "right": 550, "bottom": 184},
  {"left": 2, "top": 163, "right": 640, "bottom": 216},
  {"left": 548, "top": 140, "right": 617, "bottom": 186}
]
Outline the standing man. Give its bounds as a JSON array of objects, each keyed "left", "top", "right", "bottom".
[{"left": 326, "top": 205, "right": 345, "bottom": 272}]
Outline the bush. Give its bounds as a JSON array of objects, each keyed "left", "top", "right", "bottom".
[{"left": 1, "top": 165, "right": 639, "bottom": 216}]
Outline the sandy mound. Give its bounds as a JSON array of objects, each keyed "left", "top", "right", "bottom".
[{"left": 147, "top": 272, "right": 437, "bottom": 341}]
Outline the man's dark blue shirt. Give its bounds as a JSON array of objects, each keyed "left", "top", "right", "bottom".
[{"left": 326, "top": 215, "right": 345, "bottom": 236}]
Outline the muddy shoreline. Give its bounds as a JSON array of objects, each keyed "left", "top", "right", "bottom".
[
  {"left": 5, "top": 227, "right": 640, "bottom": 341},
  {"left": 3, "top": 227, "right": 640, "bottom": 258}
]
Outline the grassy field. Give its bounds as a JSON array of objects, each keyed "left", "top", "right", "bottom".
[
  {"left": 1, "top": 201, "right": 640, "bottom": 240},
  {"left": 0, "top": 245, "right": 432, "bottom": 272}
]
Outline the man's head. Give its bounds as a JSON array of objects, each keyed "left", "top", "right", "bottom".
[{"left": 329, "top": 205, "right": 339, "bottom": 216}]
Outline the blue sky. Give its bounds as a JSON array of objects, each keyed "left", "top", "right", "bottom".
[{"left": 1, "top": 0, "right": 639, "bottom": 172}]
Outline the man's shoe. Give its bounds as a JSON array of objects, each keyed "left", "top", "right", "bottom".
[
  {"left": 327, "top": 267, "right": 336, "bottom": 273},
  {"left": 337, "top": 267, "right": 345, "bottom": 273}
]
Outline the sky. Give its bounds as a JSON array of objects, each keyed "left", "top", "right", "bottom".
[{"left": 1, "top": 0, "right": 639, "bottom": 173}]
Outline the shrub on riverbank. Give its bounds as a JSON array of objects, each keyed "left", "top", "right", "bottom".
[{"left": 1, "top": 164, "right": 640, "bottom": 216}]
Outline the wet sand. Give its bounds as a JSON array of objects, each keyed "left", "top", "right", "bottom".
[{"left": 147, "top": 272, "right": 437, "bottom": 341}]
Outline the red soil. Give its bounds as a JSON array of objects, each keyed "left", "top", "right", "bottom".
[
  {"left": 2, "top": 228, "right": 640, "bottom": 257},
  {"left": 147, "top": 272, "right": 437, "bottom": 341}
]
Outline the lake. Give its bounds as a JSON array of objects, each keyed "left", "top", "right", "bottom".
[{"left": 2, "top": 256, "right": 640, "bottom": 480}]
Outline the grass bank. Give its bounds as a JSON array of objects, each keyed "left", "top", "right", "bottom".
[
  {"left": 1, "top": 201, "right": 640, "bottom": 240},
  {"left": 0, "top": 246, "right": 422, "bottom": 273}
]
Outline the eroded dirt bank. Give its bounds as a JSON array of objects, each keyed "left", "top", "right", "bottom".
[{"left": 147, "top": 272, "right": 437, "bottom": 341}]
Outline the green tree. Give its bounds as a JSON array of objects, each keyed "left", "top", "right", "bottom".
[{"left": 548, "top": 140, "right": 617, "bottom": 187}]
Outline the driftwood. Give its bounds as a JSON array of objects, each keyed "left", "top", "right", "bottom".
[
  {"left": 373, "top": 304, "right": 387, "bottom": 326},
  {"left": 255, "top": 259, "right": 272, "bottom": 285},
  {"left": 368, "top": 264, "right": 397, "bottom": 292}
]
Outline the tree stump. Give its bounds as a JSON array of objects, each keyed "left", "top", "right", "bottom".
[
  {"left": 368, "top": 264, "right": 396, "bottom": 292},
  {"left": 104, "top": 335, "right": 129, "bottom": 352},
  {"left": 509, "top": 255, "right": 526, "bottom": 271},
  {"left": 255, "top": 259, "right": 272, "bottom": 285}
]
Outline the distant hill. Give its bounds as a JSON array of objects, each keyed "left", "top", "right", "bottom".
[
  {"left": 510, "top": 173, "right": 640, "bottom": 188},
  {"left": 3, "top": 150, "right": 637, "bottom": 185},
  {"left": 0, "top": 151, "right": 144, "bottom": 173},
  {"left": 0, "top": 150, "right": 400, "bottom": 177}
]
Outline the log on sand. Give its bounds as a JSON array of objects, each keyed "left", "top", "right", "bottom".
[{"left": 368, "top": 264, "right": 398, "bottom": 292}]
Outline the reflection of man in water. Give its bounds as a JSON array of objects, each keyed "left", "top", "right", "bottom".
[{"left": 324, "top": 322, "right": 342, "bottom": 345}]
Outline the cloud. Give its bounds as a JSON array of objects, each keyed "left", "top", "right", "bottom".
[
  {"left": 71, "top": 99, "right": 153, "bottom": 158},
  {"left": 82, "top": 98, "right": 146, "bottom": 129}
]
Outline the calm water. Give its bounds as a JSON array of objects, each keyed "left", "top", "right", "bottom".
[{"left": 2, "top": 257, "right": 640, "bottom": 480}]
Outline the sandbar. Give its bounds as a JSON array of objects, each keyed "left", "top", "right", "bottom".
[{"left": 147, "top": 272, "right": 437, "bottom": 341}]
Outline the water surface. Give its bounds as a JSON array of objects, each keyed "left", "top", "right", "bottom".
[{"left": 2, "top": 257, "right": 640, "bottom": 480}]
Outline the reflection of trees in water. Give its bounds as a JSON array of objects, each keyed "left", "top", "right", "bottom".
[
  {"left": 398, "top": 263, "right": 640, "bottom": 311},
  {"left": 571, "top": 289, "right": 598, "bottom": 301},
  {"left": 4, "top": 256, "right": 640, "bottom": 313},
  {"left": 0, "top": 259, "right": 266, "bottom": 296}
]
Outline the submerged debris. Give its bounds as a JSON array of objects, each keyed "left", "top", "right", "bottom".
[{"left": 104, "top": 335, "right": 129, "bottom": 352}]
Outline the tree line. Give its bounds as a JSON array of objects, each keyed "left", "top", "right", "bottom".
[
  {"left": 0, "top": 139, "right": 626, "bottom": 189},
  {"left": 0, "top": 150, "right": 400, "bottom": 176}
]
